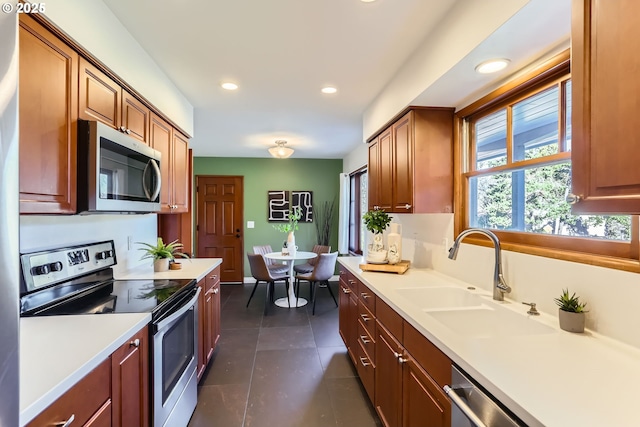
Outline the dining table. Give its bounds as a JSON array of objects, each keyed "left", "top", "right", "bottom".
[{"left": 263, "top": 251, "right": 317, "bottom": 308}]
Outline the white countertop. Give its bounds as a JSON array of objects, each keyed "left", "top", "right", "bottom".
[
  {"left": 20, "top": 313, "right": 151, "bottom": 426},
  {"left": 116, "top": 258, "right": 222, "bottom": 282},
  {"left": 338, "top": 256, "right": 640, "bottom": 427}
]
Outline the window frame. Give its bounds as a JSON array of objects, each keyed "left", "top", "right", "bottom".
[
  {"left": 348, "top": 166, "right": 367, "bottom": 255},
  {"left": 454, "top": 50, "right": 640, "bottom": 273}
]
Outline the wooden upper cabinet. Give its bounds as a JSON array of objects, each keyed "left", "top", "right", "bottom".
[
  {"left": 571, "top": 0, "right": 640, "bottom": 213},
  {"left": 367, "top": 108, "right": 453, "bottom": 214},
  {"left": 150, "top": 112, "right": 173, "bottom": 212},
  {"left": 172, "top": 131, "right": 190, "bottom": 212},
  {"left": 122, "top": 90, "right": 150, "bottom": 144},
  {"left": 19, "top": 14, "right": 78, "bottom": 214},
  {"left": 79, "top": 57, "right": 121, "bottom": 129}
]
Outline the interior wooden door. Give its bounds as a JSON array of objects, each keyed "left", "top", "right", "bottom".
[{"left": 196, "top": 176, "right": 244, "bottom": 283}]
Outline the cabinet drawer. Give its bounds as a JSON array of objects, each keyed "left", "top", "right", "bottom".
[
  {"left": 358, "top": 281, "right": 376, "bottom": 313},
  {"left": 357, "top": 319, "right": 375, "bottom": 362},
  {"left": 205, "top": 265, "right": 221, "bottom": 292},
  {"left": 358, "top": 300, "right": 376, "bottom": 339},
  {"left": 356, "top": 339, "right": 375, "bottom": 403},
  {"left": 403, "top": 321, "right": 451, "bottom": 388},
  {"left": 26, "top": 358, "right": 111, "bottom": 427},
  {"left": 377, "top": 298, "right": 403, "bottom": 342}
]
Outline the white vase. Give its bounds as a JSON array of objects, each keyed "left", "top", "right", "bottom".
[
  {"left": 154, "top": 258, "right": 170, "bottom": 272},
  {"left": 287, "top": 231, "right": 297, "bottom": 256},
  {"left": 366, "top": 234, "right": 387, "bottom": 263},
  {"left": 387, "top": 223, "right": 402, "bottom": 264}
]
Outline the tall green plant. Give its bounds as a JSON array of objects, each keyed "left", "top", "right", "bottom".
[
  {"left": 272, "top": 206, "right": 303, "bottom": 233},
  {"left": 313, "top": 200, "right": 335, "bottom": 246},
  {"left": 363, "top": 209, "right": 391, "bottom": 234}
]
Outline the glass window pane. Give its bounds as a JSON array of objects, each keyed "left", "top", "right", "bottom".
[
  {"left": 512, "top": 86, "right": 559, "bottom": 161},
  {"left": 469, "top": 162, "right": 631, "bottom": 241},
  {"left": 360, "top": 172, "right": 368, "bottom": 252},
  {"left": 475, "top": 109, "right": 507, "bottom": 169},
  {"left": 565, "top": 80, "right": 572, "bottom": 152}
]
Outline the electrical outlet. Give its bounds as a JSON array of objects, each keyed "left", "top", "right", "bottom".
[{"left": 128, "top": 236, "right": 133, "bottom": 250}]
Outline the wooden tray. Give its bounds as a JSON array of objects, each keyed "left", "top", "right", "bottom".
[{"left": 359, "top": 260, "right": 410, "bottom": 274}]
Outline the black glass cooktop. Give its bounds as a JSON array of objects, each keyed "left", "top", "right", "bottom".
[{"left": 21, "top": 276, "right": 195, "bottom": 317}]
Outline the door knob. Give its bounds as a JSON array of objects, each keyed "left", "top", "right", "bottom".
[{"left": 236, "top": 234, "right": 241, "bottom": 238}]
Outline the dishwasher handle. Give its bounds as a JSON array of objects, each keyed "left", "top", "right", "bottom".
[{"left": 444, "top": 385, "right": 488, "bottom": 427}]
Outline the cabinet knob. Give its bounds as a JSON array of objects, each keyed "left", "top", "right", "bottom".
[
  {"left": 54, "top": 414, "right": 75, "bottom": 427},
  {"left": 119, "top": 126, "right": 127, "bottom": 133},
  {"left": 125, "top": 128, "right": 131, "bottom": 134},
  {"left": 129, "top": 338, "right": 140, "bottom": 348},
  {"left": 566, "top": 193, "right": 581, "bottom": 204},
  {"left": 213, "top": 287, "right": 219, "bottom": 294},
  {"left": 404, "top": 204, "right": 412, "bottom": 209}
]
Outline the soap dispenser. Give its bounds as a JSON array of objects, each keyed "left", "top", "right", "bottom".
[{"left": 387, "top": 223, "right": 402, "bottom": 264}]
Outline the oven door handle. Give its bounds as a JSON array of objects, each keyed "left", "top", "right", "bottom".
[
  {"left": 154, "top": 286, "right": 201, "bottom": 331},
  {"left": 444, "top": 385, "right": 488, "bottom": 427}
]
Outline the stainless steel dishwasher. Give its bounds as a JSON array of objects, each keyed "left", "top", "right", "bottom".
[{"left": 444, "top": 365, "right": 527, "bottom": 427}]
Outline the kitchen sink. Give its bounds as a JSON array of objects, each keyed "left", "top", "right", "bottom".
[
  {"left": 426, "top": 306, "right": 555, "bottom": 338},
  {"left": 394, "top": 286, "right": 486, "bottom": 311}
]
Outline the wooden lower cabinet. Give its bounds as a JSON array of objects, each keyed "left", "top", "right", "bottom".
[
  {"left": 197, "top": 265, "right": 222, "bottom": 381},
  {"left": 339, "top": 267, "right": 452, "bottom": 427},
  {"left": 111, "top": 325, "right": 149, "bottom": 427}
]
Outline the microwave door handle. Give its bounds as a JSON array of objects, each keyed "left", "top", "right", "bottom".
[
  {"left": 444, "top": 385, "right": 488, "bottom": 427},
  {"left": 143, "top": 159, "right": 162, "bottom": 201},
  {"left": 142, "top": 161, "right": 152, "bottom": 199}
]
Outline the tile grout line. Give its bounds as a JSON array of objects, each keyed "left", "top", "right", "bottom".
[{"left": 239, "top": 283, "right": 264, "bottom": 427}]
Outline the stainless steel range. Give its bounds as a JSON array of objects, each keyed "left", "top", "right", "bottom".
[{"left": 20, "top": 240, "right": 199, "bottom": 427}]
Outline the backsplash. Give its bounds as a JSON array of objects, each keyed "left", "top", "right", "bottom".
[
  {"left": 386, "top": 213, "right": 640, "bottom": 350},
  {"left": 20, "top": 214, "right": 157, "bottom": 276}
]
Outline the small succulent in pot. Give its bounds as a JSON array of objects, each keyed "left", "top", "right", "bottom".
[
  {"left": 554, "top": 288, "right": 588, "bottom": 333},
  {"left": 138, "top": 237, "right": 189, "bottom": 272}
]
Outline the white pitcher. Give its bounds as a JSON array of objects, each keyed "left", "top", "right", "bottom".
[{"left": 387, "top": 223, "right": 402, "bottom": 264}]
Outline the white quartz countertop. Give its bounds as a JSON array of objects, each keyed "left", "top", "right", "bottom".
[
  {"left": 116, "top": 258, "right": 222, "bottom": 282},
  {"left": 338, "top": 256, "right": 640, "bottom": 427},
  {"left": 20, "top": 313, "right": 151, "bottom": 426}
]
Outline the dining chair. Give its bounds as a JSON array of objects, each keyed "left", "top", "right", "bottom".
[
  {"left": 293, "top": 244, "right": 331, "bottom": 275},
  {"left": 246, "top": 253, "right": 290, "bottom": 314},
  {"left": 253, "top": 245, "right": 288, "bottom": 275},
  {"left": 295, "top": 251, "right": 338, "bottom": 315}
]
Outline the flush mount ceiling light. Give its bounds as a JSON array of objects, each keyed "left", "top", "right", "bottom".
[
  {"left": 268, "top": 140, "right": 294, "bottom": 159},
  {"left": 475, "top": 58, "right": 510, "bottom": 74},
  {"left": 321, "top": 86, "right": 338, "bottom": 94},
  {"left": 360, "top": 0, "right": 377, "bottom": 2},
  {"left": 221, "top": 82, "right": 238, "bottom": 90}
]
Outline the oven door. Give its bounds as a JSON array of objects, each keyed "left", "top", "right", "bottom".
[{"left": 153, "top": 286, "right": 200, "bottom": 427}]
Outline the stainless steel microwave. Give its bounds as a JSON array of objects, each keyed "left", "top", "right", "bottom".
[{"left": 77, "top": 120, "right": 162, "bottom": 213}]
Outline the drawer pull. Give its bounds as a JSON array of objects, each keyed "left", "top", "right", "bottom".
[
  {"left": 348, "top": 279, "right": 356, "bottom": 285},
  {"left": 360, "top": 293, "right": 370, "bottom": 299},
  {"left": 213, "top": 287, "right": 219, "bottom": 294},
  {"left": 360, "top": 335, "right": 371, "bottom": 344},
  {"left": 341, "top": 287, "right": 351, "bottom": 294},
  {"left": 359, "top": 357, "right": 370, "bottom": 367},
  {"left": 53, "top": 414, "right": 75, "bottom": 427},
  {"left": 129, "top": 339, "right": 140, "bottom": 348},
  {"left": 210, "top": 274, "right": 218, "bottom": 280},
  {"left": 360, "top": 314, "right": 371, "bottom": 322}
]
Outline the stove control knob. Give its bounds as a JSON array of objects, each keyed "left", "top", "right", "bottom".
[
  {"left": 96, "top": 250, "right": 113, "bottom": 260},
  {"left": 49, "top": 262, "right": 63, "bottom": 272},
  {"left": 31, "top": 264, "right": 50, "bottom": 276}
]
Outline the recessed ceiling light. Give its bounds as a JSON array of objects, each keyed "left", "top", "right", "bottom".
[
  {"left": 221, "top": 82, "right": 238, "bottom": 90},
  {"left": 321, "top": 86, "right": 337, "bottom": 94},
  {"left": 361, "top": 0, "right": 377, "bottom": 2},
  {"left": 475, "top": 59, "right": 510, "bottom": 74}
]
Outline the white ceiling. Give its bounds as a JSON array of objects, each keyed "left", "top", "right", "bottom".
[{"left": 102, "top": 0, "right": 570, "bottom": 159}]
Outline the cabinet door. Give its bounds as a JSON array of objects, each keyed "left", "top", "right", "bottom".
[
  {"left": 571, "top": 0, "right": 640, "bottom": 213},
  {"left": 402, "top": 355, "right": 450, "bottom": 427},
  {"left": 196, "top": 278, "right": 207, "bottom": 381},
  {"left": 84, "top": 401, "right": 112, "bottom": 427},
  {"left": 150, "top": 113, "right": 173, "bottom": 212},
  {"left": 378, "top": 128, "right": 394, "bottom": 212},
  {"left": 375, "top": 322, "right": 403, "bottom": 427},
  {"left": 19, "top": 15, "right": 78, "bottom": 214},
  {"left": 206, "top": 266, "right": 221, "bottom": 358},
  {"left": 210, "top": 267, "right": 221, "bottom": 351},
  {"left": 338, "top": 269, "right": 352, "bottom": 347},
  {"left": 393, "top": 112, "right": 413, "bottom": 213},
  {"left": 368, "top": 138, "right": 380, "bottom": 210},
  {"left": 78, "top": 57, "right": 121, "bottom": 129},
  {"left": 122, "top": 90, "right": 150, "bottom": 144},
  {"left": 172, "top": 131, "right": 190, "bottom": 213},
  {"left": 111, "top": 326, "right": 149, "bottom": 427}
]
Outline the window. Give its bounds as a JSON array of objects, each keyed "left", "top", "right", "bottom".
[
  {"left": 456, "top": 51, "right": 639, "bottom": 269},
  {"left": 348, "top": 168, "right": 367, "bottom": 255}
]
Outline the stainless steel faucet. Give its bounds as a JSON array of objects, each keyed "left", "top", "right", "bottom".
[{"left": 448, "top": 229, "right": 511, "bottom": 301}]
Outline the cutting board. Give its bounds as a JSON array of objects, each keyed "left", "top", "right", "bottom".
[{"left": 359, "top": 260, "right": 410, "bottom": 274}]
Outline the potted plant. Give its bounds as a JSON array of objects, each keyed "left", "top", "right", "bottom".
[
  {"left": 273, "top": 206, "right": 303, "bottom": 254},
  {"left": 554, "top": 288, "right": 588, "bottom": 333},
  {"left": 362, "top": 209, "right": 392, "bottom": 263},
  {"left": 138, "top": 237, "right": 189, "bottom": 272}
]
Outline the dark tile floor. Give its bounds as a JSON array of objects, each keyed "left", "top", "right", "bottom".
[{"left": 188, "top": 281, "right": 381, "bottom": 427}]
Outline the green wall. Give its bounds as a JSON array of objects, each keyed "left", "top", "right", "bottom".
[{"left": 193, "top": 157, "right": 343, "bottom": 276}]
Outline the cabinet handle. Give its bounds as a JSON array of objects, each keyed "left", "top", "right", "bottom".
[
  {"left": 360, "top": 335, "right": 370, "bottom": 344},
  {"left": 359, "top": 357, "right": 370, "bottom": 367},
  {"left": 213, "top": 287, "right": 219, "bottom": 294},
  {"left": 393, "top": 351, "right": 401, "bottom": 358},
  {"left": 125, "top": 128, "right": 131, "bottom": 135},
  {"left": 398, "top": 356, "right": 408, "bottom": 364},
  {"left": 404, "top": 204, "right": 412, "bottom": 210},
  {"left": 360, "top": 292, "right": 370, "bottom": 299},
  {"left": 129, "top": 339, "right": 140, "bottom": 348},
  {"left": 210, "top": 274, "right": 218, "bottom": 280},
  {"left": 348, "top": 279, "right": 356, "bottom": 285},
  {"left": 566, "top": 193, "right": 581, "bottom": 204},
  {"left": 341, "top": 287, "right": 351, "bottom": 294},
  {"left": 360, "top": 313, "right": 371, "bottom": 322},
  {"left": 119, "top": 126, "right": 127, "bottom": 133},
  {"left": 53, "top": 414, "right": 75, "bottom": 427}
]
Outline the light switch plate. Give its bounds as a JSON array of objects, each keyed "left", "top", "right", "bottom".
[{"left": 247, "top": 221, "right": 255, "bottom": 229}]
